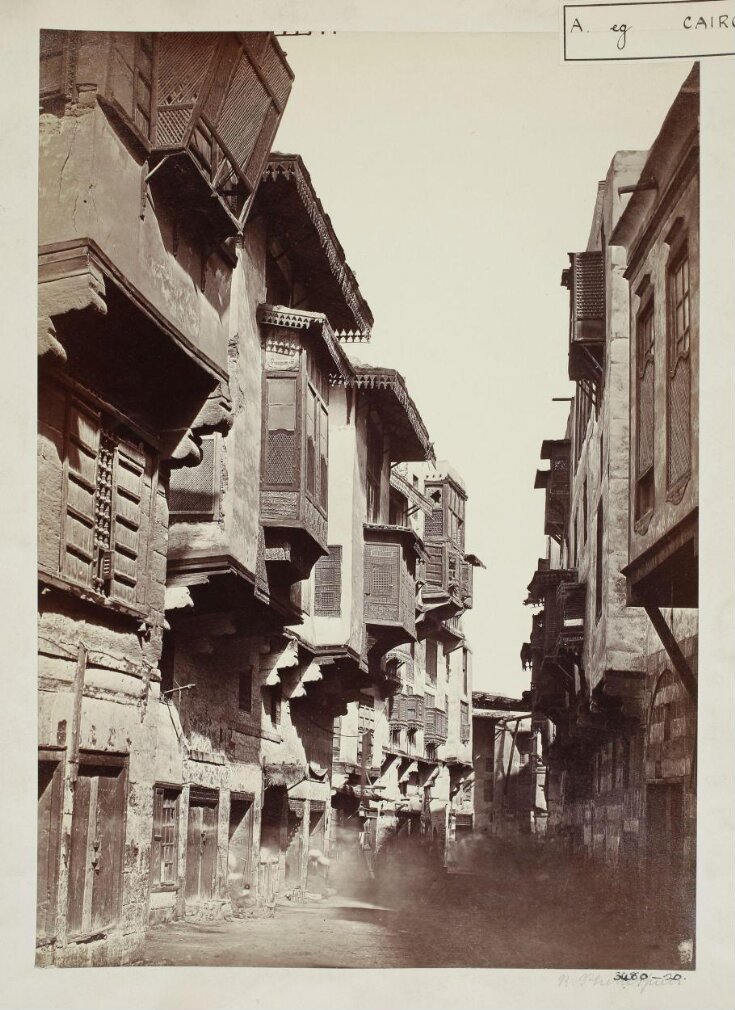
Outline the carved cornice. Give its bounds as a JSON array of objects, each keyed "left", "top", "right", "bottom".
[
  {"left": 257, "top": 303, "right": 353, "bottom": 381},
  {"left": 261, "top": 155, "right": 373, "bottom": 337},
  {"left": 334, "top": 366, "right": 434, "bottom": 464}
]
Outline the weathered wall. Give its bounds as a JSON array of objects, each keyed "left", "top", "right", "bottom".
[
  {"left": 38, "top": 100, "right": 229, "bottom": 374},
  {"left": 570, "top": 153, "right": 651, "bottom": 696},
  {"left": 166, "top": 220, "right": 266, "bottom": 576},
  {"left": 37, "top": 379, "right": 169, "bottom": 963}
]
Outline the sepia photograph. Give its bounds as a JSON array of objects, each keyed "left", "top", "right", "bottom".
[{"left": 12, "top": 4, "right": 731, "bottom": 999}]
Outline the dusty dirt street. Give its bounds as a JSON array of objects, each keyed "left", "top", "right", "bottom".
[{"left": 142, "top": 837, "right": 692, "bottom": 969}]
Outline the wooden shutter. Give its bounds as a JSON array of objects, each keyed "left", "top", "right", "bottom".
[
  {"left": 424, "top": 486, "right": 444, "bottom": 539},
  {"left": 571, "top": 252, "right": 605, "bottom": 333},
  {"left": 305, "top": 386, "right": 317, "bottom": 497},
  {"left": 636, "top": 305, "right": 655, "bottom": 479},
  {"left": 264, "top": 375, "right": 298, "bottom": 488},
  {"left": 62, "top": 398, "right": 101, "bottom": 589},
  {"left": 169, "top": 434, "right": 219, "bottom": 519},
  {"left": 424, "top": 542, "right": 445, "bottom": 589},
  {"left": 151, "top": 786, "right": 164, "bottom": 887},
  {"left": 425, "top": 639, "right": 437, "bottom": 685},
  {"left": 460, "top": 560, "right": 473, "bottom": 602},
  {"left": 155, "top": 33, "right": 220, "bottom": 147},
  {"left": 667, "top": 247, "right": 691, "bottom": 486},
  {"left": 40, "top": 30, "right": 70, "bottom": 98},
  {"left": 111, "top": 438, "right": 148, "bottom": 608},
  {"left": 319, "top": 403, "right": 328, "bottom": 512},
  {"left": 424, "top": 695, "right": 435, "bottom": 739},
  {"left": 364, "top": 542, "right": 400, "bottom": 621},
  {"left": 314, "top": 546, "right": 342, "bottom": 616},
  {"left": 108, "top": 34, "right": 137, "bottom": 123}
]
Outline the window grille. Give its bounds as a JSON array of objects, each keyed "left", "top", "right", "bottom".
[
  {"left": 314, "top": 546, "right": 342, "bottom": 616},
  {"left": 152, "top": 786, "right": 180, "bottom": 887},
  {"left": 264, "top": 376, "right": 298, "bottom": 487},
  {"left": 169, "top": 434, "right": 220, "bottom": 520},
  {"left": 58, "top": 391, "right": 153, "bottom": 611}
]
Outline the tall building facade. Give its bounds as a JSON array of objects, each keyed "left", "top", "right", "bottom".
[
  {"left": 37, "top": 32, "right": 483, "bottom": 966},
  {"left": 520, "top": 65, "right": 698, "bottom": 956}
]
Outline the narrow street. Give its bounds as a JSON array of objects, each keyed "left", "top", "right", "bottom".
[{"left": 142, "top": 837, "right": 689, "bottom": 969}]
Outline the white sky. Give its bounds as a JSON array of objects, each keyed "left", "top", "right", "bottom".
[{"left": 274, "top": 33, "right": 690, "bottom": 696}]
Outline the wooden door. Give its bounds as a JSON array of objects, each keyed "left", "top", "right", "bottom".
[
  {"left": 186, "top": 794, "right": 219, "bottom": 900},
  {"left": 67, "top": 760, "right": 126, "bottom": 936},
  {"left": 228, "top": 797, "right": 254, "bottom": 893},
  {"left": 37, "top": 759, "right": 62, "bottom": 939}
]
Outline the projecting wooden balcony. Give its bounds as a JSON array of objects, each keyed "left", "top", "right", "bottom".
[
  {"left": 534, "top": 439, "right": 571, "bottom": 545},
  {"left": 562, "top": 251, "right": 605, "bottom": 394},
  {"left": 363, "top": 525, "right": 421, "bottom": 659},
  {"left": 424, "top": 706, "right": 448, "bottom": 746},
  {"left": 388, "top": 693, "right": 425, "bottom": 731}
]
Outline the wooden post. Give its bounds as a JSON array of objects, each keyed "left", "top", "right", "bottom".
[{"left": 69, "top": 641, "right": 88, "bottom": 785}]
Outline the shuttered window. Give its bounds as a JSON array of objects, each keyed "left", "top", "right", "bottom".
[
  {"left": 107, "top": 34, "right": 156, "bottom": 141},
  {"left": 314, "top": 546, "right": 342, "bottom": 616},
  {"left": 364, "top": 542, "right": 400, "bottom": 622},
  {"left": 424, "top": 485, "right": 444, "bottom": 539},
  {"left": 460, "top": 702, "right": 471, "bottom": 744},
  {"left": 169, "top": 434, "right": 220, "bottom": 520},
  {"left": 58, "top": 391, "right": 154, "bottom": 613},
  {"left": 425, "top": 639, "right": 437, "bottom": 686},
  {"left": 40, "top": 30, "right": 70, "bottom": 98},
  {"left": 357, "top": 704, "right": 374, "bottom": 767},
  {"left": 667, "top": 244, "right": 692, "bottom": 488},
  {"left": 263, "top": 375, "right": 298, "bottom": 488},
  {"left": 635, "top": 299, "right": 655, "bottom": 519},
  {"left": 366, "top": 422, "right": 383, "bottom": 523},
  {"left": 151, "top": 786, "right": 180, "bottom": 888}
]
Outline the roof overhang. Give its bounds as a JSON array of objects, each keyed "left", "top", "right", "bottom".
[
  {"left": 610, "top": 65, "right": 699, "bottom": 253},
  {"left": 341, "top": 366, "right": 435, "bottom": 464},
  {"left": 256, "top": 154, "right": 373, "bottom": 336}
]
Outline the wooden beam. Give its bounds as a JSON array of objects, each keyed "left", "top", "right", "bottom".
[{"left": 644, "top": 605, "right": 697, "bottom": 703}]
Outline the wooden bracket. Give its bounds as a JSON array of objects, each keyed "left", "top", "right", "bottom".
[{"left": 644, "top": 605, "right": 697, "bottom": 703}]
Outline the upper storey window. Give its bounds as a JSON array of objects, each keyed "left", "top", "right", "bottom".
[
  {"left": 635, "top": 294, "right": 655, "bottom": 521},
  {"left": 40, "top": 32, "right": 294, "bottom": 237},
  {"left": 366, "top": 420, "right": 383, "bottom": 524},
  {"left": 667, "top": 242, "right": 691, "bottom": 489},
  {"left": 39, "top": 382, "right": 156, "bottom": 617}
]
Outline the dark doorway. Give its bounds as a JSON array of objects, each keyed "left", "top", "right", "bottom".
[
  {"left": 185, "top": 790, "right": 219, "bottom": 901},
  {"left": 67, "top": 757, "right": 127, "bottom": 936}
]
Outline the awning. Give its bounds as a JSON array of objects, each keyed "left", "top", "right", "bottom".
[{"left": 263, "top": 762, "right": 306, "bottom": 789}]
